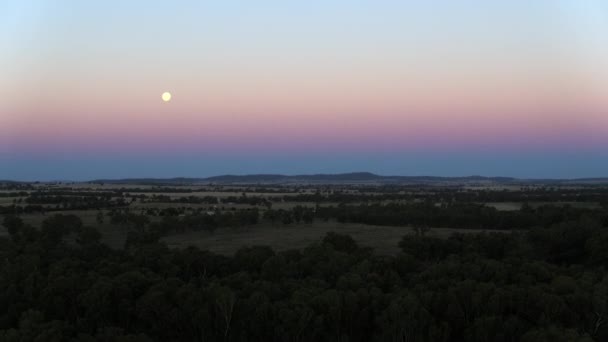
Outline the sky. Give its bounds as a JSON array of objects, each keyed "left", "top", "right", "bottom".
[{"left": 1, "top": 1, "right": 607, "bottom": 180}]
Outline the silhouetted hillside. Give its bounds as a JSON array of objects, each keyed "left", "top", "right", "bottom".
[{"left": 89, "top": 173, "right": 608, "bottom": 185}]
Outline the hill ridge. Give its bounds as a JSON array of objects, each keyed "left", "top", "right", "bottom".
[{"left": 85, "top": 173, "right": 608, "bottom": 185}]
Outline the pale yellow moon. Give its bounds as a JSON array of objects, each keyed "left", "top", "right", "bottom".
[{"left": 162, "top": 92, "right": 172, "bottom": 102}]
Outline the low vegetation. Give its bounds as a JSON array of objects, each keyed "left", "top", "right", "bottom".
[{"left": 1, "top": 182, "right": 607, "bottom": 341}]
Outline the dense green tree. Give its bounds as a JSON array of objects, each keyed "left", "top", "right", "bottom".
[{"left": 2, "top": 211, "right": 608, "bottom": 340}]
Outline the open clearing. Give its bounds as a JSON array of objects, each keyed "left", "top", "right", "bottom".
[
  {"left": 162, "top": 221, "right": 510, "bottom": 256},
  {"left": 1, "top": 215, "right": 509, "bottom": 254},
  {"left": 485, "top": 201, "right": 602, "bottom": 211}
]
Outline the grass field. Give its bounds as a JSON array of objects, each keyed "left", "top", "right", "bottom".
[
  {"left": 0, "top": 213, "right": 510, "bottom": 255},
  {"left": 3, "top": 184, "right": 549, "bottom": 255},
  {"left": 162, "top": 221, "right": 509, "bottom": 256},
  {"left": 485, "top": 201, "right": 601, "bottom": 211},
  {"left": 0, "top": 210, "right": 131, "bottom": 247}
]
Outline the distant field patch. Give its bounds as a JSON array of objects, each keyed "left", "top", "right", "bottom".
[
  {"left": 162, "top": 221, "right": 511, "bottom": 256},
  {"left": 485, "top": 201, "right": 602, "bottom": 211}
]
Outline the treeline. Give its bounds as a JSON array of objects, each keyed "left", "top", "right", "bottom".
[
  {"left": 0, "top": 183, "right": 35, "bottom": 191},
  {"left": 139, "top": 187, "right": 608, "bottom": 206},
  {"left": 25, "top": 195, "right": 125, "bottom": 208},
  {"left": 0, "top": 205, "right": 49, "bottom": 215},
  {"left": 443, "top": 188, "right": 608, "bottom": 203},
  {"left": 106, "top": 208, "right": 260, "bottom": 235},
  {"left": 282, "top": 188, "right": 608, "bottom": 204},
  {"left": 145, "top": 194, "right": 270, "bottom": 206},
  {"left": 263, "top": 205, "right": 315, "bottom": 224},
  {"left": 28, "top": 190, "right": 118, "bottom": 197},
  {"left": 139, "top": 189, "right": 608, "bottom": 206},
  {"left": 156, "top": 210, "right": 259, "bottom": 234},
  {"left": 0, "top": 198, "right": 127, "bottom": 215},
  {"left": 316, "top": 202, "right": 608, "bottom": 229},
  {"left": 118, "top": 186, "right": 300, "bottom": 194},
  {"left": 1, "top": 214, "right": 608, "bottom": 341},
  {"left": 0, "top": 191, "right": 28, "bottom": 198}
]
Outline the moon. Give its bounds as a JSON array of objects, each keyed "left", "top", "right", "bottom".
[{"left": 162, "top": 92, "right": 172, "bottom": 102}]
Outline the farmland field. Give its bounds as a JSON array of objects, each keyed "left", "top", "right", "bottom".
[
  {"left": 162, "top": 221, "right": 507, "bottom": 255},
  {"left": 3, "top": 181, "right": 598, "bottom": 254},
  {"left": 2, "top": 179, "right": 608, "bottom": 342}
]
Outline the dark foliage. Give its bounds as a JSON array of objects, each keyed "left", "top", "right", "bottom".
[{"left": 2, "top": 212, "right": 608, "bottom": 341}]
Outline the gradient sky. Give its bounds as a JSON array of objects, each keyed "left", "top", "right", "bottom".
[{"left": 1, "top": 1, "right": 607, "bottom": 180}]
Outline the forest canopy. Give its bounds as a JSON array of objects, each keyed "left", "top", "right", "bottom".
[{"left": 1, "top": 213, "right": 607, "bottom": 341}]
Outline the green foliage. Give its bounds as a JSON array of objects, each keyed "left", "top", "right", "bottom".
[
  {"left": 322, "top": 232, "right": 359, "bottom": 254},
  {"left": 318, "top": 202, "right": 606, "bottom": 230},
  {"left": 1, "top": 213, "right": 608, "bottom": 341}
]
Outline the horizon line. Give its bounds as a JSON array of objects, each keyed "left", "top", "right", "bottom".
[{"left": 2, "top": 172, "right": 608, "bottom": 184}]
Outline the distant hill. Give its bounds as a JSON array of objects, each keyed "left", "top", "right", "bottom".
[{"left": 88, "top": 173, "right": 608, "bottom": 186}]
